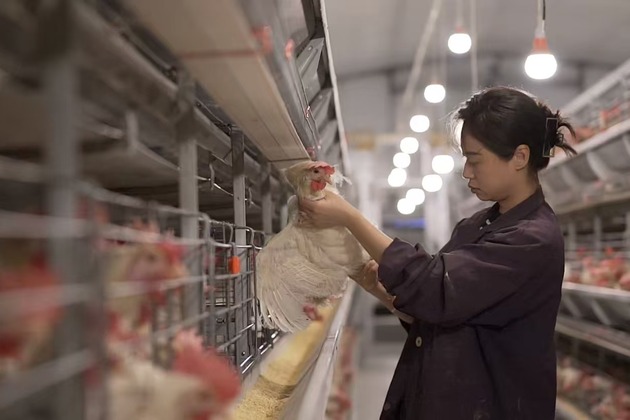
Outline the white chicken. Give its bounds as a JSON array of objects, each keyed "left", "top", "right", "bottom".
[
  {"left": 256, "top": 161, "right": 370, "bottom": 332},
  {"left": 108, "top": 329, "right": 241, "bottom": 420}
]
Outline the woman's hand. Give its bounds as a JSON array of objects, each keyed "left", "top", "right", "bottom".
[
  {"left": 298, "top": 190, "right": 358, "bottom": 229},
  {"left": 350, "top": 260, "right": 380, "bottom": 293}
]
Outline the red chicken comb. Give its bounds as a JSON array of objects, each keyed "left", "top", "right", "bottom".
[
  {"left": 308, "top": 161, "right": 336, "bottom": 175},
  {"left": 157, "top": 242, "right": 184, "bottom": 265},
  {"left": 173, "top": 344, "right": 241, "bottom": 406}
]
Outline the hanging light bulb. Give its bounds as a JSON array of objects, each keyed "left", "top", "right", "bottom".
[
  {"left": 448, "top": 0, "right": 471, "bottom": 54},
  {"left": 397, "top": 198, "right": 416, "bottom": 215},
  {"left": 400, "top": 137, "right": 419, "bottom": 154},
  {"left": 393, "top": 152, "right": 411, "bottom": 169},
  {"left": 388, "top": 168, "right": 407, "bottom": 187},
  {"left": 525, "top": 0, "right": 557, "bottom": 80},
  {"left": 424, "top": 83, "right": 446, "bottom": 104},
  {"left": 410, "top": 115, "right": 430, "bottom": 133},
  {"left": 432, "top": 155, "right": 455, "bottom": 174},
  {"left": 422, "top": 174, "right": 443, "bottom": 192},
  {"left": 448, "top": 30, "right": 472, "bottom": 54},
  {"left": 406, "top": 188, "right": 426, "bottom": 206}
]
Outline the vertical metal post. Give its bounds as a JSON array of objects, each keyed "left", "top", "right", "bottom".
[
  {"left": 178, "top": 125, "right": 200, "bottom": 322},
  {"left": 624, "top": 212, "right": 630, "bottom": 261},
  {"left": 42, "top": 1, "right": 84, "bottom": 419},
  {"left": 231, "top": 129, "right": 247, "bottom": 370},
  {"left": 594, "top": 214, "right": 603, "bottom": 259},
  {"left": 261, "top": 161, "right": 273, "bottom": 235}
]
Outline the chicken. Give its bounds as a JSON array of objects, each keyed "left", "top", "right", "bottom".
[
  {"left": 0, "top": 248, "right": 61, "bottom": 374},
  {"left": 171, "top": 329, "right": 242, "bottom": 418},
  {"left": 108, "top": 329, "right": 241, "bottom": 420},
  {"left": 576, "top": 248, "right": 630, "bottom": 289},
  {"left": 255, "top": 161, "right": 370, "bottom": 332},
  {"left": 104, "top": 226, "right": 187, "bottom": 333}
]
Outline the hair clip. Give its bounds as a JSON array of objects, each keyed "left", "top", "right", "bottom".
[{"left": 543, "top": 117, "right": 559, "bottom": 158}]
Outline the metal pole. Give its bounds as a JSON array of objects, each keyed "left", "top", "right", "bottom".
[
  {"left": 231, "top": 129, "right": 247, "bottom": 370},
  {"left": 396, "top": 0, "right": 443, "bottom": 132},
  {"left": 178, "top": 123, "right": 201, "bottom": 321},
  {"left": 470, "top": 0, "right": 479, "bottom": 91},
  {"left": 261, "top": 161, "right": 273, "bottom": 235},
  {"left": 42, "top": 1, "right": 84, "bottom": 419}
]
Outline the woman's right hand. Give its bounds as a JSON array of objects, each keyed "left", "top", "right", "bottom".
[{"left": 351, "top": 260, "right": 380, "bottom": 292}]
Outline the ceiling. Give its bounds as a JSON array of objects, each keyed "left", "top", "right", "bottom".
[{"left": 326, "top": 0, "right": 630, "bottom": 79}]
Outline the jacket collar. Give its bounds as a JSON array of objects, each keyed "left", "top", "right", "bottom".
[{"left": 452, "top": 188, "right": 546, "bottom": 247}]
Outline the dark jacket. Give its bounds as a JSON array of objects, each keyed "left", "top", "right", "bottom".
[{"left": 378, "top": 189, "right": 564, "bottom": 420}]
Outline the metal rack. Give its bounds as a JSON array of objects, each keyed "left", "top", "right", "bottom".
[
  {"left": 540, "top": 56, "right": 630, "bottom": 417},
  {"left": 0, "top": 0, "right": 351, "bottom": 418}
]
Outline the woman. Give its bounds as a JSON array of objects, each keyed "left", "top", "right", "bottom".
[{"left": 299, "top": 87, "right": 577, "bottom": 419}]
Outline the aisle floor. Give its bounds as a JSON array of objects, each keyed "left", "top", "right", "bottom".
[
  {"left": 354, "top": 341, "right": 574, "bottom": 420},
  {"left": 355, "top": 342, "right": 404, "bottom": 420}
]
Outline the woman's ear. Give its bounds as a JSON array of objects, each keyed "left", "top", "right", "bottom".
[{"left": 512, "top": 144, "right": 530, "bottom": 171}]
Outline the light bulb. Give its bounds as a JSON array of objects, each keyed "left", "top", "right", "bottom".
[
  {"left": 525, "top": 37, "right": 557, "bottom": 80},
  {"left": 525, "top": 53, "right": 557, "bottom": 80},
  {"left": 422, "top": 174, "right": 443, "bottom": 192},
  {"left": 432, "top": 155, "right": 455, "bottom": 174},
  {"left": 393, "top": 152, "right": 411, "bottom": 169},
  {"left": 448, "top": 32, "right": 472, "bottom": 54},
  {"left": 400, "top": 137, "right": 419, "bottom": 154},
  {"left": 388, "top": 168, "right": 407, "bottom": 187},
  {"left": 397, "top": 198, "right": 416, "bottom": 215},
  {"left": 410, "top": 115, "right": 430, "bottom": 133},
  {"left": 406, "top": 188, "right": 426, "bottom": 206},
  {"left": 424, "top": 84, "right": 446, "bottom": 104}
]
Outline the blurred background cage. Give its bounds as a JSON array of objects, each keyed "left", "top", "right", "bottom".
[{"left": 0, "top": 0, "right": 354, "bottom": 418}]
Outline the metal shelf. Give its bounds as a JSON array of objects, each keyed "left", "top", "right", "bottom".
[
  {"left": 556, "top": 315, "right": 630, "bottom": 360},
  {"left": 541, "top": 56, "right": 630, "bottom": 214},
  {"left": 561, "top": 283, "right": 630, "bottom": 329}
]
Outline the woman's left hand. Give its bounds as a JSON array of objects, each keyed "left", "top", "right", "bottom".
[{"left": 298, "top": 190, "right": 358, "bottom": 229}]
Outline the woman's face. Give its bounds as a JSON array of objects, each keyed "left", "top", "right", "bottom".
[{"left": 461, "top": 133, "right": 521, "bottom": 203}]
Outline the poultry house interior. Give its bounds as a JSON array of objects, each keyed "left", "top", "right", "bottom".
[{"left": 1, "top": 0, "right": 630, "bottom": 419}]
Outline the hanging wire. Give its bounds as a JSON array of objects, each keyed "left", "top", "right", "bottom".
[
  {"left": 469, "top": 0, "right": 479, "bottom": 91},
  {"left": 537, "top": 0, "right": 547, "bottom": 34},
  {"left": 456, "top": 0, "right": 464, "bottom": 28}
]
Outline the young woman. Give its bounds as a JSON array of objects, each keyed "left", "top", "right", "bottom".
[{"left": 299, "top": 87, "right": 577, "bottom": 419}]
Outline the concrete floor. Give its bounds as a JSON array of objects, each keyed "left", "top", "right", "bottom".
[{"left": 355, "top": 342, "right": 405, "bottom": 420}]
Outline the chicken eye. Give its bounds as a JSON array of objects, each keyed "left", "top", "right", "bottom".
[{"left": 313, "top": 169, "right": 319, "bottom": 174}]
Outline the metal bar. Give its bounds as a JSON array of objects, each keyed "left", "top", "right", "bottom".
[
  {"left": 178, "top": 83, "right": 202, "bottom": 325},
  {"left": 42, "top": 2, "right": 86, "bottom": 418},
  {"left": 231, "top": 129, "right": 248, "bottom": 368},
  {"left": 107, "top": 275, "right": 206, "bottom": 299},
  {"left": 0, "top": 350, "right": 95, "bottom": 410},
  {"left": 215, "top": 297, "right": 257, "bottom": 317},
  {"left": 262, "top": 161, "right": 273, "bottom": 234},
  {"left": 0, "top": 284, "right": 92, "bottom": 321},
  {"left": 216, "top": 322, "right": 257, "bottom": 353},
  {"left": 396, "top": 0, "right": 443, "bottom": 131},
  {"left": 556, "top": 315, "right": 630, "bottom": 360}
]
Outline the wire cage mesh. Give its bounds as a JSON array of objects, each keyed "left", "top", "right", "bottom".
[{"left": 0, "top": 166, "right": 278, "bottom": 419}]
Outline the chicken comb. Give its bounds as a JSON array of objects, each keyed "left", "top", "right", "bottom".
[
  {"left": 157, "top": 241, "right": 184, "bottom": 264},
  {"left": 309, "top": 161, "right": 336, "bottom": 175}
]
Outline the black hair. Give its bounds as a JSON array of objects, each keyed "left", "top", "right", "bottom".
[{"left": 451, "top": 87, "right": 577, "bottom": 171}]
